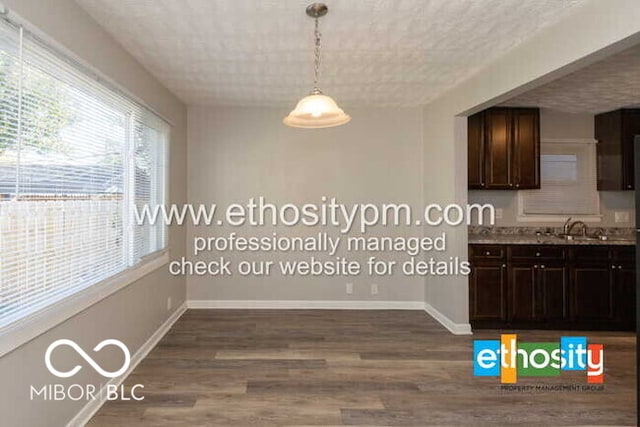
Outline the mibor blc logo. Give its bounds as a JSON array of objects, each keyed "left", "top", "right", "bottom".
[
  {"left": 30, "top": 339, "right": 144, "bottom": 401},
  {"left": 45, "top": 339, "right": 131, "bottom": 378}
]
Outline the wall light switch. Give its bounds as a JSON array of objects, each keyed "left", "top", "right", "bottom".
[
  {"left": 371, "top": 284, "right": 379, "bottom": 295},
  {"left": 167, "top": 297, "right": 173, "bottom": 311},
  {"left": 495, "top": 208, "right": 503, "bottom": 220},
  {"left": 614, "top": 211, "right": 630, "bottom": 223},
  {"left": 346, "top": 283, "right": 353, "bottom": 295}
]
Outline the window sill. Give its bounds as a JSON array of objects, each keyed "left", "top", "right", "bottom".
[
  {"left": 516, "top": 215, "right": 603, "bottom": 223},
  {"left": 0, "top": 250, "right": 170, "bottom": 358}
]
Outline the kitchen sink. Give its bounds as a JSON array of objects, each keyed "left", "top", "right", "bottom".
[
  {"left": 599, "top": 236, "right": 635, "bottom": 243},
  {"left": 554, "top": 233, "right": 635, "bottom": 243},
  {"left": 555, "top": 233, "right": 605, "bottom": 241},
  {"left": 563, "top": 235, "right": 601, "bottom": 241}
]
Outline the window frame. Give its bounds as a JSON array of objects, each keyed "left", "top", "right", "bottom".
[
  {"left": 517, "top": 138, "right": 602, "bottom": 223},
  {"left": 0, "top": 16, "right": 171, "bottom": 357}
]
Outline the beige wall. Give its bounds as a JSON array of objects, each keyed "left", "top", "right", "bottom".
[
  {"left": 469, "top": 108, "right": 635, "bottom": 227},
  {"left": 422, "top": 0, "right": 640, "bottom": 326},
  {"left": 0, "top": 1, "right": 187, "bottom": 426},
  {"left": 187, "top": 106, "right": 424, "bottom": 303}
]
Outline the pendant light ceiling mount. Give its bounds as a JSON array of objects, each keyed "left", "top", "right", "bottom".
[
  {"left": 306, "top": 3, "right": 328, "bottom": 19},
  {"left": 283, "top": 3, "right": 351, "bottom": 129}
]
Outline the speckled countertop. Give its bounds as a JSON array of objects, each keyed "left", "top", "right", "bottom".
[{"left": 469, "top": 226, "right": 636, "bottom": 246}]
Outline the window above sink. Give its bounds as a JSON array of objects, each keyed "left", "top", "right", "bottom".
[{"left": 518, "top": 138, "right": 601, "bottom": 222}]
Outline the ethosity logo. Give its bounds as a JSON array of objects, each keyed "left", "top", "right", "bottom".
[{"left": 473, "top": 334, "right": 604, "bottom": 384}]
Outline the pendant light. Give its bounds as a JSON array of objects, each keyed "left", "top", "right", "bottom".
[{"left": 283, "top": 3, "right": 351, "bottom": 129}]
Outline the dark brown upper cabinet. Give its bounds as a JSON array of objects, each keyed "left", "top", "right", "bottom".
[
  {"left": 595, "top": 109, "right": 640, "bottom": 191},
  {"left": 468, "top": 107, "right": 540, "bottom": 190},
  {"left": 467, "top": 112, "right": 485, "bottom": 188}
]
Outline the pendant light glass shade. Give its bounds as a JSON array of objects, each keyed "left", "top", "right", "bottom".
[
  {"left": 283, "top": 3, "right": 350, "bottom": 129},
  {"left": 283, "top": 92, "right": 351, "bottom": 128}
]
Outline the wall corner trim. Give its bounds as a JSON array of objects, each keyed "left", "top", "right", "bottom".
[
  {"left": 423, "top": 302, "right": 473, "bottom": 335},
  {"left": 67, "top": 302, "right": 187, "bottom": 427}
]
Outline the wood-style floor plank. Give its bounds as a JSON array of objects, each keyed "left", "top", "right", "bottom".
[{"left": 88, "top": 310, "right": 636, "bottom": 426}]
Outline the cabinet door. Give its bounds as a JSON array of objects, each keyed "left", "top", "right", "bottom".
[
  {"left": 469, "top": 263, "right": 507, "bottom": 321},
  {"left": 614, "top": 263, "right": 635, "bottom": 330},
  {"left": 595, "top": 110, "right": 623, "bottom": 190},
  {"left": 595, "top": 109, "right": 640, "bottom": 191},
  {"left": 511, "top": 108, "right": 540, "bottom": 189},
  {"left": 571, "top": 264, "right": 615, "bottom": 323},
  {"left": 508, "top": 263, "right": 537, "bottom": 322},
  {"left": 484, "top": 108, "right": 512, "bottom": 189},
  {"left": 537, "top": 263, "right": 568, "bottom": 321},
  {"left": 468, "top": 112, "right": 485, "bottom": 189},
  {"left": 621, "top": 110, "right": 640, "bottom": 190}
]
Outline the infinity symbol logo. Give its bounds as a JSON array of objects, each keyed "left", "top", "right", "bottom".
[{"left": 45, "top": 339, "right": 131, "bottom": 378}]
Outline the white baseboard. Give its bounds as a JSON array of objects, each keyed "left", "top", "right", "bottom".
[
  {"left": 187, "top": 299, "right": 425, "bottom": 310},
  {"left": 67, "top": 302, "right": 187, "bottom": 427},
  {"left": 187, "top": 299, "right": 472, "bottom": 335},
  {"left": 424, "top": 302, "right": 472, "bottom": 335}
]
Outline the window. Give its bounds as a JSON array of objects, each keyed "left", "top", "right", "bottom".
[
  {"left": 519, "top": 139, "right": 599, "bottom": 219},
  {"left": 0, "top": 20, "right": 169, "bottom": 330}
]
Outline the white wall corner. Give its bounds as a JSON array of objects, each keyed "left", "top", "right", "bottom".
[
  {"left": 423, "top": 302, "right": 472, "bottom": 335},
  {"left": 66, "top": 302, "right": 187, "bottom": 427}
]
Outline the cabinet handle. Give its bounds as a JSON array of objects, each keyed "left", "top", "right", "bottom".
[
  {"left": 535, "top": 252, "right": 541, "bottom": 257},
  {"left": 611, "top": 265, "right": 617, "bottom": 269},
  {"left": 515, "top": 183, "right": 520, "bottom": 188},
  {"left": 534, "top": 265, "right": 538, "bottom": 269},
  {"left": 540, "top": 265, "right": 545, "bottom": 269},
  {"left": 501, "top": 264, "right": 506, "bottom": 268},
  {"left": 486, "top": 251, "right": 491, "bottom": 256},
  {"left": 619, "top": 265, "right": 623, "bottom": 269},
  {"left": 627, "top": 184, "right": 632, "bottom": 189}
]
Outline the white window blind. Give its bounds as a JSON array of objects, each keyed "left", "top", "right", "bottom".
[
  {"left": 520, "top": 140, "right": 599, "bottom": 216},
  {"left": 0, "top": 19, "right": 169, "bottom": 329}
]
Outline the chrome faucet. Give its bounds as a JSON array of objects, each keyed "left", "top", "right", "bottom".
[
  {"left": 591, "top": 227, "right": 607, "bottom": 240},
  {"left": 566, "top": 220, "right": 588, "bottom": 237},
  {"left": 562, "top": 217, "right": 573, "bottom": 235}
]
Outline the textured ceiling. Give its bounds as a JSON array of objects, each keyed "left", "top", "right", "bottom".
[
  {"left": 503, "top": 43, "right": 640, "bottom": 114},
  {"left": 75, "top": 0, "right": 584, "bottom": 107}
]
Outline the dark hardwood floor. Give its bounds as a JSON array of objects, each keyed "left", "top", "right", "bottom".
[{"left": 89, "top": 310, "right": 636, "bottom": 426}]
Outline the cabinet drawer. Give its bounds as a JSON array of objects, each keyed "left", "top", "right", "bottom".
[
  {"left": 509, "top": 245, "right": 565, "bottom": 260},
  {"left": 611, "top": 246, "right": 635, "bottom": 262},
  {"left": 570, "top": 246, "right": 611, "bottom": 261},
  {"left": 470, "top": 245, "right": 506, "bottom": 260}
]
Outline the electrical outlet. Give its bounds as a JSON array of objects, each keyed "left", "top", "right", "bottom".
[
  {"left": 614, "top": 211, "right": 630, "bottom": 223},
  {"left": 370, "top": 283, "right": 379, "bottom": 295},
  {"left": 346, "top": 283, "right": 353, "bottom": 295},
  {"left": 167, "top": 297, "right": 172, "bottom": 311}
]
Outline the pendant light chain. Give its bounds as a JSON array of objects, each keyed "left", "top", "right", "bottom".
[{"left": 313, "top": 16, "right": 322, "bottom": 93}]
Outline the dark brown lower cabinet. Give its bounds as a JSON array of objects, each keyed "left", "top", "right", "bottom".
[
  {"left": 508, "top": 263, "right": 537, "bottom": 322},
  {"left": 571, "top": 262, "right": 615, "bottom": 323},
  {"left": 469, "top": 263, "right": 507, "bottom": 322},
  {"left": 470, "top": 244, "right": 635, "bottom": 330},
  {"left": 615, "top": 263, "right": 636, "bottom": 329},
  {"left": 538, "top": 263, "right": 568, "bottom": 321},
  {"left": 507, "top": 261, "right": 568, "bottom": 325}
]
